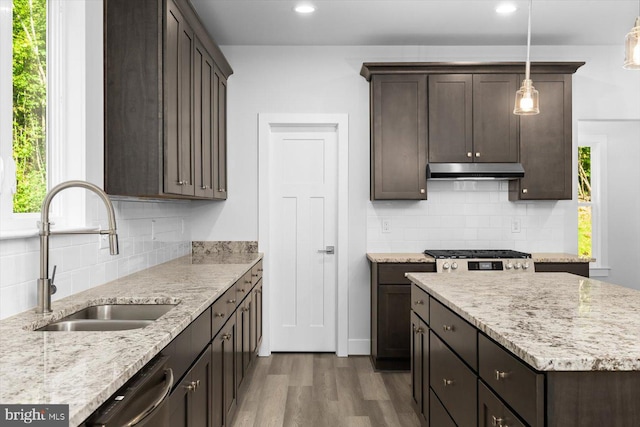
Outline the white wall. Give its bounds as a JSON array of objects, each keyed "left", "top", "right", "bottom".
[{"left": 190, "top": 44, "right": 640, "bottom": 353}]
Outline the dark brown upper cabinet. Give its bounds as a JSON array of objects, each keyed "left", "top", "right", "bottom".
[
  {"left": 370, "top": 74, "right": 428, "bottom": 200},
  {"left": 361, "top": 62, "right": 584, "bottom": 201},
  {"left": 428, "top": 74, "right": 518, "bottom": 163},
  {"left": 509, "top": 74, "right": 573, "bottom": 200},
  {"left": 104, "top": 0, "right": 232, "bottom": 200}
]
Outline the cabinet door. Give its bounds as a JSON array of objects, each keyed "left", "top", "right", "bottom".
[
  {"left": 411, "top": 312, "right": 429, "bottom": 426},
  {"left": 377, "top": 285, "right": 411, "bottom": 358},
  {"left": 428, "top": 74, "right": 473, "bottom": 163},
  {"left": 255, "top": 281, "right": 263, "bottom": 351},
  {"left": 250, "top": 286, "right": 258, "bottom": 354},
  {"left": 194, "top": 37, "right": 215, "bottom": 198},
  {"left": 510, "top": 74, "right": 572, "bottom": 200},
  {"left": 165, "top": 0, "right": 195, "bottom": 196},
  {"left": 191, "top": 345, "right": 213, "bottom": 427},
  {"left": 221, "top": 316, "right": 237, "bottom": 426},
  {"left": 371, "top": 74, "right": 427, "bottom": 200},
  {"left": 472, "top": 74, "right": 519, "bottom": 162},
  {"left": 212, "top": 330, "right": 224, "bottom": 427},
  {"left": 478, "top": 380, "right": 526, "bottom": 427},
  {"left": 213, "top": 66, "right": 228, "bottom": 199}
]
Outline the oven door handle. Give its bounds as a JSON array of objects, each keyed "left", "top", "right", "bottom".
[{"left": 124, "top": 368, "right": 174, "bottom": 427}]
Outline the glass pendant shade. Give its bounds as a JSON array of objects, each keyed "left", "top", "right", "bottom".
[
  {"left": 623, "top": 17, "right": 640, "bottom": 70},
  {"left": 513, "top": 79, "right": 540, "bottom": 115}
]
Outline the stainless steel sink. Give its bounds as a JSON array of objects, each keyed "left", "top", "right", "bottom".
[{"left": 35, "top": 304, "right": 177, "bottom": 332}]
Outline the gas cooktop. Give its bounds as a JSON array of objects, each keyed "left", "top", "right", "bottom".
[{"left": 423, "top": 249, "right": 532, "bottom": 259}]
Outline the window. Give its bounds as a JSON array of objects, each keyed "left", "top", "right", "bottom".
[
  {"left": 578, "top": 146, "right": 591, "bottom": 258},
  {"left": 1, "top": 0, "right": 95, "bottom": 235},
  {"left": 577, "top": 136, "right": 607, "bottom": 273}
]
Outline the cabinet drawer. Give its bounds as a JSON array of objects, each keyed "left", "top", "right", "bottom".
[
  {"left": 478, "top": 334, "right": 544, "bottom": 427},
  {"left": 251, "top": 260, "right": 263, "bottom": 286},
  {"left": 212, "top": 284, "right": 236, "bottom": 337},
  {"left": 430, "top": 332, "right": 477, "bottom": 427},
  {"left": 430, "top": 297, "right": 477, "bottom": 370},
  {"left": 411, "top": 284, "right": 429, "bottom": 322},
  {"left": 236, "top": 271, "right": 253, "bottom": 306},
  {"left": 478, "top": 380, "right": 526, "bottom": 427},
  {"left": 430, "top": 389, "right": 456, "bottom": 427},
  {"left": 378, "top": 263, "right": 435, "bottom": 284}
]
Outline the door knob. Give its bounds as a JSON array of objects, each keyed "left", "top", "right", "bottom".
[{"left": 318, "top": 246, "right": 335, "bottom": 255}]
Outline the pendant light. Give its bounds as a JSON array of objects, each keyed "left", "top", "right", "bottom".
[
  {"left": 514, "top": 0, "right": 540, "bottom": 115},
  {"left": 623, "top": 0, "right": 640, "bottom": 70}
]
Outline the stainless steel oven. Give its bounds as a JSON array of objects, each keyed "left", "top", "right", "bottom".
[{"left": 85, "top": 355, "right": 173, "bottom": 427}]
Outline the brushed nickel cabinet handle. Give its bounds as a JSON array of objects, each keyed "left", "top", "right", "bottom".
[
  {"left": 491, "top": 416, "right": 505, "bottom": 427},
  {"left": 522, "top": 188, "right": 528, "bottom": 194},
  {"left": 215, "top": 312, "right": 226, "bottom": 318},
  {"left": 238, "top": 288, "right": 245, "bottom": 293},
  {"left": 442, "top": 378, "right": 454, "bottom": 386},
  {"left": 221, "top": 333, "right": 231, "bottom": 341},
  {"left": 227, "top": 299, "right": 236, "bottom": 304},
  {"left": 252, "top": 273, "right": 259, "bottom": 277},
  {"left": 475, "top": 152, "right": 481, "bottom": 157},
  {"left": 257, "top": 268, "right": 263, "bottom": 272},
  {"left": 420, "top": 188, "right": 425, "bottom": 194},
  {"left": 467, "top": 152, "right": 472, "bottom": 158},
  {"left": 185, "top": 380, "right": 198, "bottom": 391},
  {"left": 414, "top": 300, "right": 424, "bottom": 305},
  {"left": 495, "top": 370, "right": 508, "bottom": 380},
  {"left": 442, "top": 325, "right": 454, "bottom": 332}
]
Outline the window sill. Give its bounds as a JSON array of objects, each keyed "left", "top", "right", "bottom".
[{"left": 0, "top": 226, "right": 99, "bottom": 241}]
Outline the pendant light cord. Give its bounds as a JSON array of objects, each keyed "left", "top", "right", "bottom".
[{"left": 525, "top": 0, "right": 532, "bottom": 80}]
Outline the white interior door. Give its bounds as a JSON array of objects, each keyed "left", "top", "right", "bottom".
[{"left": 270, "top": 127, "right": 338, "bottom": 351}]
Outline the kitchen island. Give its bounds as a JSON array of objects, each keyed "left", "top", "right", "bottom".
[
  {"left": 0, "top": 252, "right": 262, "bottom": 426},
  {"left": 407, "top": 271, "right": 640, "bottom": 427}
]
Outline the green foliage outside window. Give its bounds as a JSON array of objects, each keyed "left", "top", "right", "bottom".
[
  {"left": 578, "top": 147, "right": 592, "bottom": 258},
  {"left": 12, "top": 0, "right": 47, "bottom": 213}
]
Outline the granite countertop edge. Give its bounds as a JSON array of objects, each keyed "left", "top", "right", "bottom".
[
  {"left": 407, "top": 271, "right": 640, "bottom": 372},
  {"left": 0, "top": 252, "right": 263, "bottom": 426},
  {"left": 367, "top": 252, "right": 593, "bottom": 263}
]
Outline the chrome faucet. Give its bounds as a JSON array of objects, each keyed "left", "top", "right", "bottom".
[{"left": 37, "top": 180, "right": 119, "bottom": 313}]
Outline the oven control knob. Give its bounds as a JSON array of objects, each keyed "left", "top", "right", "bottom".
[
  {"left": 451, "top": 262, "right": 458, "bottom": 270},
  {"left": 505, "top": 262, "right": 513, "bottom": 270},
  {"left": 514, "top": 262, "right": 522, "bottom": 270},
  {"left": 522, "top": 261, "right": 530, "bottom": 270},
  {"left": 443, "top": 261, "right": 450, "bottom": 270}
]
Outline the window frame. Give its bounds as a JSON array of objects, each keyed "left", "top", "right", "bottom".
[
  {"left": 0, "top": 0, "right": 90, "bottom": 237},
  {"left": 578, "top": 135, "right": 608, "bottom": 275}
]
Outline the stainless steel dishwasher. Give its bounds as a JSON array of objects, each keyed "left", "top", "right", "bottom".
[{"left": 85, "top": 355, "right": 173, "bottom": 427}]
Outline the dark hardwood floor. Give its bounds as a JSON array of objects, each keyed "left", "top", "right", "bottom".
[{"left": 231, "top": 353, "right": 420, "bottom": 427}]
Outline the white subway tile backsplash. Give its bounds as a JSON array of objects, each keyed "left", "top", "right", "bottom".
[
  {"left": 367, "top": 185, "right": 572, "bottom": 253},
  {"left": 0, "top": 199, "right": 191, "bottom": 319}
]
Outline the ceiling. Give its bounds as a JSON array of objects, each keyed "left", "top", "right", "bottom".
[{"left": 190, "top": 0, "right": 639, "bottom": 46}]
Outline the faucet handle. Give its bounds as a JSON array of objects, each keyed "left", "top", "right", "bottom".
[{"left": 50, "top": 265, "right": 57, "bottom": 295}]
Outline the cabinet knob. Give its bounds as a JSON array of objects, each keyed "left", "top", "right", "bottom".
[
  {"left": 442, "top": 324, "right": 454, "bottom": 332},
  {"left": 218, "top": 188, "right": 226, "bottom": 192},
  {"left": 238, "top": 288, "right": 245, "bottom": 292},
  {"left": 246, "top": 279, "right": 252, "bottom": 284},
  {"left": 475, "top": 152, "right": 481, "bottom": 157},
  {"left": 227, "top": 299, "right": 236, "bottom": 304},
  {"left": 201, "top": 185, "right": 209, "bottom": 190},
  {"left": 442, "top": 378, "right": 454, "bottom": 387},
  {"left": 522, "top": 188, "right": 528, "bottom": 194},
  {"left": 495, "top": 370, "right": 509, "bottom": 381},
  {"left": 414, "top": 300, "right": 424, "bottom": 305},
  {"left": 252, "top": 273, "right": 259, "bottom": 277},
  {"left": 215, "top": 312, "right": 226, "bottom": 318},
  {"left": 420, "top": 188, "right": 425, "bottom": 194},
  {"left": 491, "top": 416, "right": 506, "bottom": 427},
  {"left": 178, "top": 180, "right": 185, "bottom": 185},
  {"left": 221, "top": 333, "right": 231, "bottom": 341},
  {"left": 467, "top": 152, "right": 472, "bottom": 158}
]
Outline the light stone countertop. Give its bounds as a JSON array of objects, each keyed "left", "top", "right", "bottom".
[
  {"left": 407, "top": 271, "right": 640, "bottom": 371},
  {"left": 0, "top": 253, "right": 262, "bottom": 426},
  {"left": 367, "top": 252, "right": 591, "bottom": 263}
]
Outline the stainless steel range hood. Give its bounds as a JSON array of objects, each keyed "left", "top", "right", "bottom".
[{"left": 427, "top": 163, "right": 525, "bottom": 180}]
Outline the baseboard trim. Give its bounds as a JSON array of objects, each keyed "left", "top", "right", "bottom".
[{"left": 348, "top": 339, "right": 370, "bottom": 355}]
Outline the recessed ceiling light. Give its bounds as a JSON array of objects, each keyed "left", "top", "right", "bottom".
[
  {"left": 496, "top": 3, "right": 518, "bottom": 14},
  {"left": 294, "top": 4, "right": 316, "bottom": 14}
]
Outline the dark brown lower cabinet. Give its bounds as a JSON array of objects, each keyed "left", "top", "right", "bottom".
[
  {"left": 430, "top": 390, "right": 456, "bottom": 427},
  {"left": 169, "top": 345, "right": 213, "bottom": 427},
  {"left": 410, "top": 312, "right": 429, "bottom": 426},
  {"left": 371, "top": 262, "right": 436, "bottom": 370},
  {"left": 214, "top": 315, "right": 237, "bottom": 427},
  {"left": 478, "top": 381, "right": 525, "bottom": 427}
]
